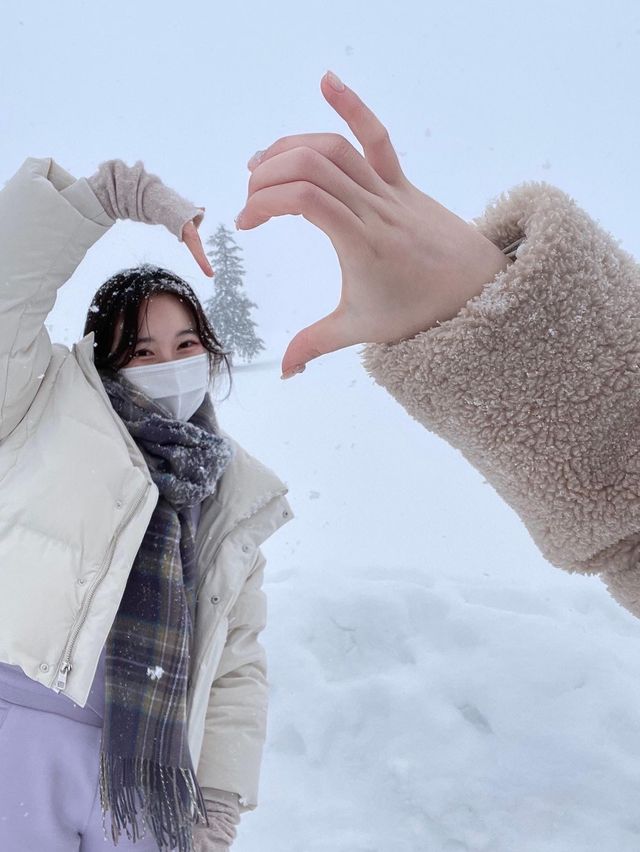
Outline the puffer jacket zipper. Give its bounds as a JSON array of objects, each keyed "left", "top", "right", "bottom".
[{"left": 52, "top": 481, "right": 150, "bottom": 692}]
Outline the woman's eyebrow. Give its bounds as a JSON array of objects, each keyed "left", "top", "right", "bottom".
[{"left": 136, "top": 328, "right": 196, "bottom": 344}]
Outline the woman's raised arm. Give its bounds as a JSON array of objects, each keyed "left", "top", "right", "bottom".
[
  {"left": 0, "top": 157, "right": 209, "bottom": 442},
  {"left": 0, "top": 158, "right": 113, "bottom": 440}
]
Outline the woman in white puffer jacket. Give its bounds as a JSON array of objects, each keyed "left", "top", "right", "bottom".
[{"left": 0, "top": 156, "right": 292, "bottom": 852}]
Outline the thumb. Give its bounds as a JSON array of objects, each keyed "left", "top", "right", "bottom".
[{"left": 281, "top": 310, "right": 353, "bottom": 378}]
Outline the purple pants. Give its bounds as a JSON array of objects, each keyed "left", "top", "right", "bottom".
[{"left": 0, "top": 697, "right": 161, "bottom": 851}]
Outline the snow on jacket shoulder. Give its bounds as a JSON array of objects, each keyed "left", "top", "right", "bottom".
[{"left": 361, "top": 181, "right": 640, "bottom": 618}]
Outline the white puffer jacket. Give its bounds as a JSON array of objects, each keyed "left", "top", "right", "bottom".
[{"left": 0, "top": 157, "right": 293, "bottom": 809}]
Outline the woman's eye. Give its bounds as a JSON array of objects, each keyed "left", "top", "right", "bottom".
[{"left": 130, "top": 341, "right": 199, "bottom": 358}]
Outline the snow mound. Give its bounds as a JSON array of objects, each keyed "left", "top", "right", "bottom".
[{"left": 218, "top": 354, "right": 640, "bottom": 852}]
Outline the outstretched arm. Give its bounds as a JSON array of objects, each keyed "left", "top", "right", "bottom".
[
  {"left": 237, "top": 71, "right": 513, "bottom": 377},
  {"left": 239, "top": 74, "right": 640, "bottom": 618},
  {"left": 361, "top": 178, "right": 640, "bottom": 616}
]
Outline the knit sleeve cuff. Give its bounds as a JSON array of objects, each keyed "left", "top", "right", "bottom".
[{"left": 87, "top": 159, "right": 204, "bottom": 240}]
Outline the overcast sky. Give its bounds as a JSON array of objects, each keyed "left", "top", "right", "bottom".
[{"left": 1, "top": 0, "right": 638, "bottom": 358}]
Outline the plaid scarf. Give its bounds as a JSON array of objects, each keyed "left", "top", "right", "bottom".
[{"left": 98, "top": 368, "right": 234, "bottom": 851}]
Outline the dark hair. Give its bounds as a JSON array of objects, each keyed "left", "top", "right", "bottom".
[{"left": 83, "top": 264, "right": 232, "bottom": 393}]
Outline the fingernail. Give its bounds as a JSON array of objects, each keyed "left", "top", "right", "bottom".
[
  {"left": 325, "top": 70, "right": 345, "bottom": 92},
  {"left": 248, "top": 149, "right": 266, "bottom": 170},
  {"left": 234, "top": 209, "right": 245, "bottom": 230},
  {"left": 281, "top": 364, "right": 306, "bottom": 380}
]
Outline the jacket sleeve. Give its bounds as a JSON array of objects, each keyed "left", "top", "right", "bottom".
[
  {"left": 196, "top": 548, "right": 269, "bottom": 811},
  {"left": 0, "top": 157, "right": 112, "bottom": 441},
  {"left": 360, "top": 180, "right": 640, "bottom": 617}
]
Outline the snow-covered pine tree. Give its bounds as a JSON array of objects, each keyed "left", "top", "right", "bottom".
[{"left": 203, "top": 224, "right": 265, "bottom": 362}]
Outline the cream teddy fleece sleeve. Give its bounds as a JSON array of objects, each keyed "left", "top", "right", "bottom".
[
  {"left": 87, "top": 159, "right": 204, "bottom": 240},
  {"left": 361, "top": 181, "right": 640, "bottom": 617}
]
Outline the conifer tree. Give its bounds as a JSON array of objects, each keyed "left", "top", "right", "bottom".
[{"left": 203, "top": 224, "right": 265, "bottom": 362}]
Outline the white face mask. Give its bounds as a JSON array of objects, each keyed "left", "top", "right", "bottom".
[{"left": 120, "top": 352, "right": 210, "bottom": 421}]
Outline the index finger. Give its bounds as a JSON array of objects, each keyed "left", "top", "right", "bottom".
[
  {"left": 182, "top": 221, "right": 214, "bottom": 278},
  {"left": 320, "top": 71, "right": 404, "bottom": 185},
  {"left": 248, "top": 132, "right": 384, "bottom": 196}
]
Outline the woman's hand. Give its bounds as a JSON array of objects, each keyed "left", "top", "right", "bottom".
[
  {"left": 237, "top": 72, "right": 512, "bottom": 378},
  {"left": 192, "top": 825, "right": 229, "bottom": 852},
  {"left": 192, "top": 788, "right": 239, "bottom": 851},
  {"left": 88, "top": 160, "right": 214, "bottom": 278}
]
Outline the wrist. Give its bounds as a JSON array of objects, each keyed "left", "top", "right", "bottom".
[{"left": 433, "top": 230, "right": 515, "bottom": 327}]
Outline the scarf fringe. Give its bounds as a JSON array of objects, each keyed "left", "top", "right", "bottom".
[{"left": 99, "top": 753, "right": 209, "bottom": 852}]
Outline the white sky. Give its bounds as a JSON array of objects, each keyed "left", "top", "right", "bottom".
[{"left": 1, "top": 0, "right": 638, "bottom": 358}]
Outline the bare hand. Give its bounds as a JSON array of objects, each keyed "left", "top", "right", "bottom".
[
  {"left": 182, "top": 219, "right": 214, "bottom": 278},
  {"left": 237, "top": 72, "right": 511, "bottom": 378}
]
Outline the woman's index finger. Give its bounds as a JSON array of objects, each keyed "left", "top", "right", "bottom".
[
  {"left": 182, "top": 221, "right": 214, "bottom": 277},
  {"left": 320, "top": 72, "right": 404, "bottom": 185}
]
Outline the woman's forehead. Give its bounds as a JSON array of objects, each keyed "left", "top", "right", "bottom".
[{"left": 139, "top": 294, "right": 195, "bottom": 324}]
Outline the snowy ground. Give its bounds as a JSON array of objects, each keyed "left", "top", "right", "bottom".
[{"left": 216, "top": 352, "right": 640, "bottom": 852}]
